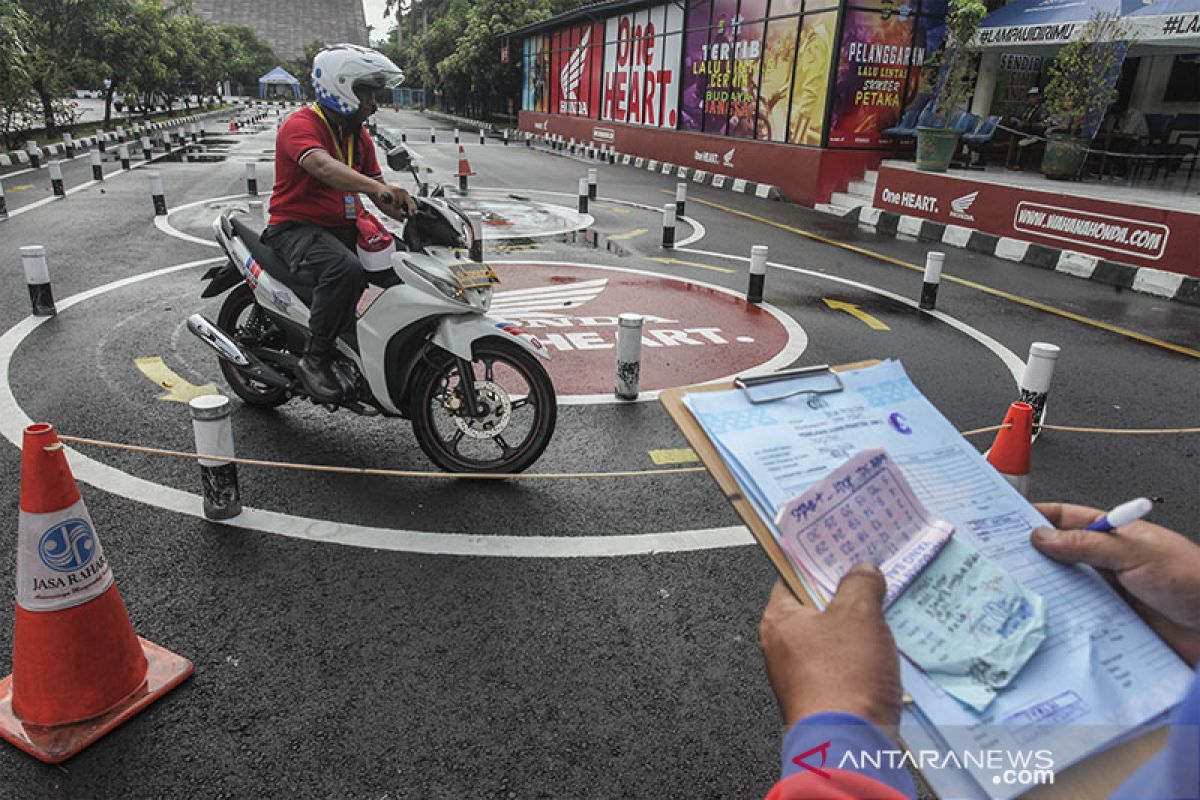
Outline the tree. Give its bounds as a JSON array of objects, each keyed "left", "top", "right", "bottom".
[{"left": 0, "top": 1, "right": 36, "bottom": 148}]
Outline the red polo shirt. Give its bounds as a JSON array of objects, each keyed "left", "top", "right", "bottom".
[{"left": 268, "top": 105, "right": 382, "bottom": 229}]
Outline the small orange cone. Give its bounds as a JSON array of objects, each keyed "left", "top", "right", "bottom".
[
  {"left": 986, "top": 401, "right": 1033, "bottom": 497},
  {"left": 0, "top": 423, "right": 193, "bottom": 763},
  {"left": 455, "top": 145, "right": 476, "bottom": 191},
  {"left": 228, "top": 116, "right": 238, "bottom": 133}
]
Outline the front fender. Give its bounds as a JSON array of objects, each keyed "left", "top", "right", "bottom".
[{"left": 433, "top": 315, "right": 551, "bottom": 361}]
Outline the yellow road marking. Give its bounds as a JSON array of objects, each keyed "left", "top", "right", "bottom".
[
  {"left": 9, "top": 184, "right": 34, "bottom": 192},
  {"left": 823, "top": 298, "right": 890, "bottom": 330},
  {"left": 134, "top": 357, "right": 219, "bottom": 403},
  {"left": 607, "top": 228, "right": 648, "bottom": 241},
  {"left": 689, "top": 195, "right": 1200, "bottom": 360},
  {"left": 649, "top": 448, "right": 699, "bottom": 465},
  {"left": 649, "top": 256, "right": 735, "bottom": 274},
  {"left": 600, "top": 204, "right": 632, "bottom": 214}
]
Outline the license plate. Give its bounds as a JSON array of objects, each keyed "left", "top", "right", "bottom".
[{"left": 449, "top": 263, "right": 501, "bottom": 289}]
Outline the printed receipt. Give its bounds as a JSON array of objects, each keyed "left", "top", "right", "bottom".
[
  {"left": 887, "top": 537, "right": 1047, "bottom": 712},
  {"left": 774, "top": 448, "right": 954, "bottom": 606}
]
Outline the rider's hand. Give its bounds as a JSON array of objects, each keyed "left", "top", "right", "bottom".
[
  {"left": 1033, "top": 502, "right": 1200, "bottom": 666},
  {"left": 373, "top": 184, "right": 417, "bottom": 219},
  {"left": 760, "top": 565, "right": 903, "bottom": 736}
]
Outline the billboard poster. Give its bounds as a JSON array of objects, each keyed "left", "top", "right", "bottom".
[
  {"left": 680, "top": 0, "right": 766, "bottom": 138},
  {"left": 828, "top": 10, "right": 932, "bottom": 148},
  {"left": 549, "top": 22, "right": 604, "bottom": 118},
  {"left": 523, "top": 35, "right": 549, "bottom": 113},
  {"left": 602, "top": 4, "right": 683, "bottom": 127},
  {"left": 788, "top": 12, "right": 835, "bottom": 145}
]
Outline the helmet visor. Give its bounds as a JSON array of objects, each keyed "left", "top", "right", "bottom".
[{"left": 355, "top": 70, "right": 405, "bottom": 92}]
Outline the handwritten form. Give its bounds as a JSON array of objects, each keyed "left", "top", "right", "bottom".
[
  {"left": 683, "top": 360, "right": 1193, "bottom": 798},
  {"left": 774, "top": 448, "right": 954, "bottom": 607}
]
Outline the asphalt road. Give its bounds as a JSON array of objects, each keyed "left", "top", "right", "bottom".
[{"left": 0, "top": 106, "right": 1197, "bottom": 798}]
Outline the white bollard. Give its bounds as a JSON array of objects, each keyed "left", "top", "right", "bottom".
[
  {"left": 747, "top": 245, "right": 768, "bottom": 304},
  {"left": 0, "top": 181, "right": 7, "bottom": 221},
  {"left": 48, "top": 161, "right": 65, "bottom": 197},
  {"left": 400, "top": 128, "right": 407, "bottom": 143},
  {"left": 62, "top": 132, "right": 75, "bottom": 157},
  {"left": 26, "top": 140, "right": 40, "bottom": 169},
  {"left": 141, "top": 135, "right": 152, "bottom": 161},
  {"left": 1019, "top": 342, "right": 1060, "bottom": 439},
  {"left": 454, "top": 128, "right": 460, "bottom": 144},
  {"left": 430, "top": 127, "right": 437, "bottom": 144},
  {"left": 244, "top": 161, "right": 258, "bottom": 195},
  {"left": 20, "top": 245, "right": 56, "bottom": 316},
  {"left": 479, "top": 129, "right": 485, "bottom": 145},
  {"left": 675, "top": 182, "right": 687, "bottom": 218},
  {"left": 504, "top": 128, "right": 510, "bottom": 146},
  {"left": 615, "top": 313, "right": 644, "bottom": 400},
  {"left": 189, "top": 395, "right": 242, "bottom": 520},
  {"left": 147, "top": 172, "right": 167, "bottom": 215},
  {"left": 90, "top": 149, "right": 104, "bottom": 181},
  {"left": 578, "top": 177, "right": 589, "bottom": 214},
  {"left": 587, "top": 168, "right": 598, "bottom": 200},
  {"left": 662, "top": 204, "right": 676, "bottom": 249},
  {"left": 920, "top": 251, "right": 944, "bottom": 310},
  {"left": 118, "top": 142, "right": 131, "bottom": 170},
  {"left": 468, "top": 212, "right": 483, "bottom": 262}
]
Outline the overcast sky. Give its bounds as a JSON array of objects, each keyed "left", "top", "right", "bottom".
[{"left": 363, "top": 0, "right": 395, "bottom": 42}]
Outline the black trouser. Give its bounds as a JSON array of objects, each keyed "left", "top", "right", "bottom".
[{"left": 261, "top": 222, "right": 365, "bottom": 343}]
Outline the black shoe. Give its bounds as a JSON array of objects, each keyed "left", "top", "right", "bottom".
[{"left": 297, "top": 337, "right": 345, "bottom": 403}]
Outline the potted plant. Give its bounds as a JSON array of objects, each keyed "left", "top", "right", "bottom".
[
  {"left": 1041, "top": 13, "right": 1129, "bottom": 179},
  {"left": 915, "top": 0, "right": 987, "bottom": 172}
]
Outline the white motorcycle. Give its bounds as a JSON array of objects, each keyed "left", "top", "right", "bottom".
[{"left": 188, "top": 145, "right": 556, "bottom": 473}]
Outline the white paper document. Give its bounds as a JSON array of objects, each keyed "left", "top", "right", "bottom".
[{"left": 683, "top": 360, "right": 1194, "bottom": 798}]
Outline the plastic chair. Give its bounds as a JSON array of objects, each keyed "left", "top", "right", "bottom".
[
  {"left": 882, "top": 94, "right": 931, "bottom": 139},
  {"left": 961, "top": 115, "right": 1001, "bottom": 169}
]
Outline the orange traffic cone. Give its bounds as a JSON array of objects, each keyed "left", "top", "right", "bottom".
[
  {"left": 229, "top": 116, "right": 238, "bottom": 133},
  {"left": 987, "top": 401, "right": 1033, "bottom": 497},
  {"left": 0, "top": 423, "right": 193, "bottom": 763},
  {"left": 455, "top": 145, "right": 476, "bottom": 192}
]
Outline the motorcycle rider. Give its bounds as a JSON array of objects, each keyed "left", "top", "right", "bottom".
[{"left": 263, "top": 43, "right": 417, "bottom": 403}]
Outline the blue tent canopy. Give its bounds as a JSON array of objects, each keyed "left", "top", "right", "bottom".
[
  {"left": 980, "top": 0, "right": 1200, "bottom": 47},
  {"left": 258, "top": 67, "right": 302, "bottom": 99}
]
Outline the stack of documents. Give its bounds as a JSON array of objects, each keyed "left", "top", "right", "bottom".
[{"left": 682, "top": 360, "right": 1193, "bottom": 798}]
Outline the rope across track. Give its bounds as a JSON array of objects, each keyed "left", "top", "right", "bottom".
[
  {"left": 55, "top": 423, "right": 1200, "bottom": 481},
  {"left": 992, "top": 120, "right": 1196, "bottom": 161}
]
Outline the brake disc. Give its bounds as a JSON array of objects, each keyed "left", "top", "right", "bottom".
[{"left": 453, "top": 380, "right": 512, "bottom": 439}]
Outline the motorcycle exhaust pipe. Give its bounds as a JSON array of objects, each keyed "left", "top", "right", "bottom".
[{"left": 187, "top": 314, "right": 292, "bottom": 390}]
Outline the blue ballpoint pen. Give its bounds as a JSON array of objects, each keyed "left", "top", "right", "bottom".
[{"left": 1084, "top": 497, "right": 1153, "bottom": 532}]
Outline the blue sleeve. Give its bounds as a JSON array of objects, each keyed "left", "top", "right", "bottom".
[
  {"left": 782, "top": 712, "right": 916, "bottom": 797},
  {"left": 1110, "top": 667, "right": 1200, "bottom": 800}
]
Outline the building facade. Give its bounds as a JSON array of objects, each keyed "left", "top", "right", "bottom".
[{"left": 192, "top": 0, "right": 369, "bottom": 61}]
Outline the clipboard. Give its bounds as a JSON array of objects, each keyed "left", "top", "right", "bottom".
[{"left": 659, "top": 363, "right": 1170, "bottom": 800}]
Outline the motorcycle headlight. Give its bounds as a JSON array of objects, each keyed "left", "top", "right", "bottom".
[{"left": 405, "top": 260, "right": 467, "bottom": 303}]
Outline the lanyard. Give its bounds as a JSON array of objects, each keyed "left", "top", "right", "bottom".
[{"left": 311, "top": 103, "right": 355, "bottom": 167}]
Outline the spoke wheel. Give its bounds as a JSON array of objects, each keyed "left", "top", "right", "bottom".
[
  {"left": 215, "top": 285, "right": 289, "bottom": 408},
  {"left": 411, "top": 338, "right": 556, "bottom": 473}
]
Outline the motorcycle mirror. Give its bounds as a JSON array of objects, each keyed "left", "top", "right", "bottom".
[{"left": 386, "top": 144, "right": 414, "bottom": 172}]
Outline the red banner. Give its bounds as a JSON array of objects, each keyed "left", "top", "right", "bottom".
[{"left": 549, "top": 22, "right": 604, "bottom": 118}]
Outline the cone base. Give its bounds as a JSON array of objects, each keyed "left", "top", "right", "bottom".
[{"left": 0, "top": 637, "right": 193, "bottom": 764}]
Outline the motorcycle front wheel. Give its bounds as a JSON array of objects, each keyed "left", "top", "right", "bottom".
[
  {"left": 216, "top": 285, "right": 289, "bottom": 408},
  {"left": 411, "top": 338, "right": 556, "bottom": 473}
]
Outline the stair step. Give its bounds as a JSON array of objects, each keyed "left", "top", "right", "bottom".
[
  {"left": 864, "top": 170, "right": 879, "bottom": 184},
  {"left": 829, "top": 191, "right": 867, "bottom": 209},
  {"left": 847, "top": 180, "right": 876, "bottom": 199}
]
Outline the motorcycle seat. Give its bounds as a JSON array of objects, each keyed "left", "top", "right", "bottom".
[{"left": 229, "top": 215, "right": 316, "bottom": 303}]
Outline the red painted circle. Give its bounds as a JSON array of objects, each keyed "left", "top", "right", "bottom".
[
  {"left": 668, "top": 109, "right": 677, "bottom": 127},
  {"left": 490, "top": 263, "right": 792, "bottom": 396}
]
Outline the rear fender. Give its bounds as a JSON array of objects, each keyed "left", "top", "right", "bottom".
[
  {"left": 432, "top": 315, "right": 550, "bottom": 362},
  {"left": 200, "top": 260, "right": 245, "bottom": 298}
]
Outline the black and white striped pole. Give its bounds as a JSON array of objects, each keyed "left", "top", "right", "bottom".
[
  {"left": 504, "top": 128, "right": 510, "bottom": 146},
  {"left": 1018, "top": 342, "right": 1060, "bottom": 440},
  {"left": 141, "top": 135, "right": 152, "bottom": 161},
  {"left": 90, "top": 149, "right": 104, "bottom": 181},
  {"left": 608, "top": 145, "right": 616, "bottom": 164},
  {"left": 20, "top": 246, "right": 56, "bottom": 316},
  {"left": 568, "top": 136, "right": 576, "bottom": 154},
  {"left": 26, "top": 141, "right": 40, "bottom": 169},
  {"left": 430, "top": 127, "right": 436, "bottom": 144},
  {"left": 147, "top": 172, "right": 167, "bottom": 216},
  {"left": 675, "top": 182, "right": 687, "bottom": 218},
  {"left": 919, "top": 251, "right": 944, "bottom": 310},
  {"left": 94, "top": 128, "right": 106, "bottom": 152},
  {"left": 48, "top": 161, "right": 65, "bottom": 197},
  {"left": 662, "top": 204, "right": 676, "bottom": 249},
  {"left": 190, "top": 123, "right": 199, "bottom": 142},
  {"left": 62, "top": 132, "right": 75, "bottom": 158},
  {"left": 454, "top": 128, "right": 460, "bottom": 144},
  {"left": 0, "top": 182, "right": 7, "bottom": 221},
  {"left": 577, "top": 177, "right": 589, "bottom": 214},
  {"left": 118, "top": 143, "right": 131, "bottom": 170},
  {"left": 479, "top": 129, "right": 485, "bottom": 145},
  {"left": 747, "top": 245, "right": 767, "bottom": 304},
  {"left": 116, "top": 125, "right": 126, "bottom": 143},
  {"left": 244, "top": 161, "right": 258, "bottom": 195},
  {"left": 400, "top": 129, "right": 407, "bottom": 143},
  {"left": 587, "top": 168, "right": 598, "bottom": 200},
  {"left": 189, "top": 394, "right": 242, "bottom": 521},
  {"left": 615, "top": 313, "right": 644, "bottom": 400},
  {"left": 468, "top": 212, "right": 484, "bottom": 262}
]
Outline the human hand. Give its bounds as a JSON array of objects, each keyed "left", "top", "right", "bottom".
[
  {"left": 373, "top": 184, "right": 417, "bottom": 218},
  {"left": 759, "top": 565, "right": 903, "bottom": 735},
  {"left": 1033, "top": 503, "right": 1200, "bottom": 666}
]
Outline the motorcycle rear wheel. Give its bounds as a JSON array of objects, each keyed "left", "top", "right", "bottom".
[
  {"left": 216, "top": 285, "right": 289, "bottom": 408},
  {"left": 411, "top": 338, "right": 556, "bottom": 473}
]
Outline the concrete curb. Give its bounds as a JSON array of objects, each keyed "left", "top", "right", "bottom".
[
  {"left": 839, "top": 204, "right": 1199, "bottom": 307},
  {"left": 1, "top": 109, "right": 233, "bottom": 168},
  {"left": 618, "top": 152, "right": 786, "bottom": 201}
]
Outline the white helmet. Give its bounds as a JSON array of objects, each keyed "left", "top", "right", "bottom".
[{"left": 312, "top": 44, "right": 404, "bottom": 116}]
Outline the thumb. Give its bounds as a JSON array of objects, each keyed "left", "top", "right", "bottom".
[
  {"left": 828, "top": 563, "right": 887, "bottom": 614},
  {"left": 1031, "top": 527, "right": 1132, "bottom": 571}
]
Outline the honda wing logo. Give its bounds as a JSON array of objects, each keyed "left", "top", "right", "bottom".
[
  {"left": 491, "top": 278, "right": 608, "bottom": 319},
  {"left": 950, "top": 191, "right": 979, "bottom": 222},
  {"left": 723, "top": 147, "right": 736, "bottom": 168},
  {"left": 559, "top": 29, "right": 591, "bottom": 115}
]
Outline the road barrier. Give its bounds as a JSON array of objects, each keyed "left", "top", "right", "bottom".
[
  {"left": 616, "top": 313, "right": 643, "bottom": 400},
  {"left": 747, "top": 245, "right": 767, "bottom": 304},
  {"left": 189, "top": 396, "right": 242, "bottom": 520},
  {"left": 19, "top": 245, "right": 56, "bottom": 316},
  {"left": 920, "top": 251, "right": 944, "bottom": 310}
]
